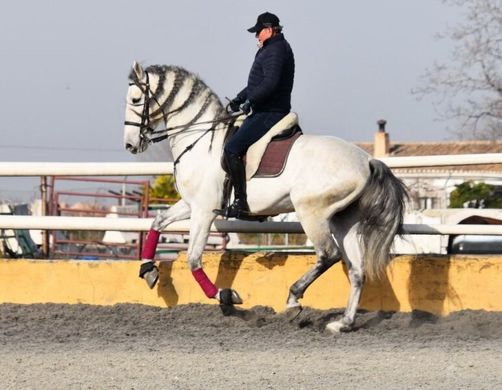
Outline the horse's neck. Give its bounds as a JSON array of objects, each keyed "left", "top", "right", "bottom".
[
  {"left": 163, "top": 101, "right": 227, "bottom": 172},
  {"left": 168, "top": 110, "right": 226, "bottom": 164},
  {"left": 149, "top": 68, "right": 228, "bottom": 177}
]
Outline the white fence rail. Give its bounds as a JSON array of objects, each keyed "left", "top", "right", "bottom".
[
  {"left": 0, "top": 215, "right": 501, "bottom": 235},
  {"left": 0, "top": 162, "right": 173, "bottom": 176},
  {"left": 1, "top": 153, "right": 502, "bottom": 176},
  {"left": 0, "top": 153, "right": 501, "bottom": 235}
]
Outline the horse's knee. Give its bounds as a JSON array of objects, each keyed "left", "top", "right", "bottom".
[
  {"left": 323, "top": 255, "right": 341, "bottom": 270},
  {"left": 187, "top": 256, "right": 202, "bottom": 271},
  {"left": 151, "top": 214, "right": 166, "bottom": 231},
  {"left": 316, "top": 252, "right": 341, "bottom": 272}
]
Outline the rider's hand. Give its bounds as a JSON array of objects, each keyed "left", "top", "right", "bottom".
[
  {"left": 228, "top": 97, "right": 243, "bottom": 113},
  {"left": 240, "top": 100, "right": 252, "bottom": 115}
]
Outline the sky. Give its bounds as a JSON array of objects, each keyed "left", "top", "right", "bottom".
[{"left": 0, "top": 0, "right": 464, "bottom": 201}]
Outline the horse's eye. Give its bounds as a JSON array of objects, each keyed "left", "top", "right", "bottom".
[{"left": 132, "top": 97, "right": 141, "bottom": 104}]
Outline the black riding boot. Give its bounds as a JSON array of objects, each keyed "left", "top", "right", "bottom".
[{"left": 217, "top": 153, "right": 251, "bottom": 219}]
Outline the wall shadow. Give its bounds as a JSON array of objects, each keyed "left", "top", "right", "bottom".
[
  {"left": 214, "top": 251, "right": 289, "bottom": 289},
  {"left": 255, "top": 252, "right": 288, "bottom": 269},
  {"left": 408, "top": 255, "right": 455, "bottom": 321},
  {"left": 214, "top": 251, "right": 248, "bottom": 289},
  {"left": 154, "top": 252, "right": 291, "bottom": 307},
  {"left": 156, "top": 260, "right": 179, "bottom": 306},
  {"left": 354, "top": 259, "right": 401, "bottom": 314}
]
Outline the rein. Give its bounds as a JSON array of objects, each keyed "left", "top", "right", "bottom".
[{"left": 148, "top": 115, "right": 237, "bottom": 144}]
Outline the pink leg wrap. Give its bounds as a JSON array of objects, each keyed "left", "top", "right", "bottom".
[
  {"left": 141, "top": 229, "right": 161, "bottom": 260},
  {"left": 192, "top": 268, "right": 218, "bottom": 298}
]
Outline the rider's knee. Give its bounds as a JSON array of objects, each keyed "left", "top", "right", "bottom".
[{"left": 223, "top": 143, "right": 239, "bottom": 157}]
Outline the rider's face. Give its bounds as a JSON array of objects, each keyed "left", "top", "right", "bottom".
[{"left": 256, "top": 27, "right": 273, "bottom": 46}]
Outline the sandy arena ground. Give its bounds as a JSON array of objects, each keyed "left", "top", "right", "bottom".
[{"left": 1, "top": 303, "right": 501, "bottom": 389}]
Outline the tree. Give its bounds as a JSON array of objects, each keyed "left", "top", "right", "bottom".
[
  {"left": 449, "top": 181, "right": 502, "bottom": 208},
  {"left": 414, "top": 0, "right": 502, "bottom": 140},
  {"left": 149, "top": 175, "right": 180, "bottom": 201}
]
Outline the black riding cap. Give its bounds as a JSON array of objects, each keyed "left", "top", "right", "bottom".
[{"left": 247, "top": 12, "right": 281, "bottom": 33}]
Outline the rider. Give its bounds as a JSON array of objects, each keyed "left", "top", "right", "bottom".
[{"left": 216, "top": 11, "right": 295, "bottom": 219}]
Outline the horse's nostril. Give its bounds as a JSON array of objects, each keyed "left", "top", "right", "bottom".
[{"left": 125, "top": 143, "right": 137, "bottom": 154}]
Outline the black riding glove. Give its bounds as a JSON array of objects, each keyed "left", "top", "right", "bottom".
[
  {"left": 228, "top": 97, "right": 243, "bottom": 113},
  {"left": 240, "top": 100, "right": 252, "bottom": 115}
]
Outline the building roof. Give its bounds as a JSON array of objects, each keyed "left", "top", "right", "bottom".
[{"left": 356, "top": 140, "right": 502, "bottom": 173}]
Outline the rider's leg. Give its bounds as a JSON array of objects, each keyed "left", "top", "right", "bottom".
[
  {"left": 220, "top": 111, "right": 287, "bottom": 218},
  {"left": 222, "top": 152, "right": 250, "bottom": 218}
]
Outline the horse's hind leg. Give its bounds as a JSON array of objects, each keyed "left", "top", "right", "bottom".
[
  {"left": 287, "top": 216, "right": 342, "bottom": 309},
  {"left": 326, "top": 214, "right": 364, "bottom": 333}
]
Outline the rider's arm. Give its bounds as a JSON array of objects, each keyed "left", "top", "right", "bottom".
[{"left": 236, "top": 87, "right": 248, "bottom": 103}]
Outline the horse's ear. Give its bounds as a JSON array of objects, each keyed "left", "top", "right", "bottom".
[{"left": 132, "top": 60, "right": 145, "bottom": 80}]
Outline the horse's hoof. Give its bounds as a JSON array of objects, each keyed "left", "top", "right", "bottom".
[
  {"left": 285, "top": 305, "right": 303, "bottom": 322},
  {"left": 219, "top": 288, "right": 243, "bottom": 305},
  {"left": 326, "top": 320, "right": 352, "bottom": 334},
  {"left": 144, "top": 266, "right": 159, "bottom": 289}
]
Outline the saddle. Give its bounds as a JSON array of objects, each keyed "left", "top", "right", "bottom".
[
  {"left": 218, "top": 113, "right": 302, "bottom": 220},
  {"left": 245, "top": 112, "right": 302, "bottom": 179},
  {"left": 224, "top": 112, "right": 303, "bottom": 180}
]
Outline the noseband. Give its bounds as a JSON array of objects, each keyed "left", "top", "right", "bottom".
[{"left": 124, "top": 72, "right": 167, "bottom": 145}]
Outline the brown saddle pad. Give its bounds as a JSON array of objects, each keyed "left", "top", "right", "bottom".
[{"left": 248, "top": 126, "right": 302, "bottom": 178}]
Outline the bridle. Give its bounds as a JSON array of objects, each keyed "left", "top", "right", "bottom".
[
  {"left": 124, "top": 70, "right": 241, "bottom": 165},
  {"left": 124, "top": 71, "right": 169, "bottom": 145},
  {"left": 124, "top": 71, "right": 240, "bottom": 143}
]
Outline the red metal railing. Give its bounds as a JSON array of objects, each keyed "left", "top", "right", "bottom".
[{"left": 45, "top": 176, "right": 226, "bottom": 259}]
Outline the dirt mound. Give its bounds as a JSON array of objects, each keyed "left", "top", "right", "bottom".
[{"left": 1, "top": 303, "right": 501, "bottom": 349}]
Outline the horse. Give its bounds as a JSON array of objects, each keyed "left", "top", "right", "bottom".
[{"left": 123, "top": 61, "right": 408, "bottom": 333}]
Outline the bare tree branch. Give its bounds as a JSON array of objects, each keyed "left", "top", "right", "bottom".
[{"left": 413, "top": 0, "right": 502, "bottom": 140}]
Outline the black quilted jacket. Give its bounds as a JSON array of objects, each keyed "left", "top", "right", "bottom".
[{"left": 237, "top": 33, "right": 295, "bottom": 113}]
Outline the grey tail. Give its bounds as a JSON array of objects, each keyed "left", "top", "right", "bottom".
[{"left": 357, "top": 159, "right": 408, "bottom": 280}]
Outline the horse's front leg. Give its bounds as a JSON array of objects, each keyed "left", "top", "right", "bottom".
[
  {"left": 139, "top": 199, "right": 191, "bottom": 288},
  {"left": 187, "top": 208, "right": 242, "bottom": 305}
]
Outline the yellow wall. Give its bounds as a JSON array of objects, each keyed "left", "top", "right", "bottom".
[{"left": 1, "top": 253, "right": 501, "bottom": 315}]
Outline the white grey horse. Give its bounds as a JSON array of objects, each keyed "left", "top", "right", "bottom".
[{"left": 123, "top": 61, "right": 408, "bottom": 333}]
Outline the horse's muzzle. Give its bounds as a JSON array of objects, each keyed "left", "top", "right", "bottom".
[{"left": 125, "top": 143, "right": 138, "bottom": 154}]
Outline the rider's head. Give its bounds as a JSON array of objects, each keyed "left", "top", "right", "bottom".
[{"left": 247, "top": 12, "right": 282, "bottom": 46}]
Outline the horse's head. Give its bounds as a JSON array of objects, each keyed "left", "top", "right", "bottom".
[
  {"left": 123, "top": 61, "right": 158, "bottom": 154},
  {"left": 124, "top": 61, "right": 227, "bottom": 155}
]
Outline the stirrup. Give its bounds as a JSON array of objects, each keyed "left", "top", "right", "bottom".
[
  {"left": 213, "top": 206, "right": 266, "bottom": 222},
  {"left": 213, "top": 207, "right": 230, "bottom": 218}
]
